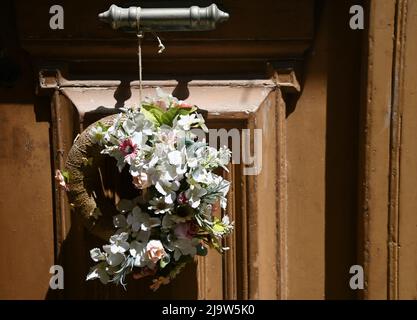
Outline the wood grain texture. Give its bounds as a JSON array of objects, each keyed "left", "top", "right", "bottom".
[
  {"left": 285, "top": 2, "right": 328, "bottom": 299},
  {"left": 0, "top": 0, "right": 55, "bottom": 300},
  {"left": 358, "top": 0, "right": 396, "bottom": 300},
  {"left": 0, "top": 97, "right": 55, "bottom": 299}
]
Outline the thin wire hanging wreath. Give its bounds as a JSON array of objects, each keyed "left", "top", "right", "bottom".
[{"left": 56, "top": 12, "right": 233, "bottom": 291}]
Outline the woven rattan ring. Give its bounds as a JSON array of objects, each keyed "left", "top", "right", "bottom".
[{"left": 65, "top": 114, "right": 119, "bottom": 241}]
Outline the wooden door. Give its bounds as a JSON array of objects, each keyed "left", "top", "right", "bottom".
[{"left": 3, "top": 0, "right": 383, "bottom": 300}]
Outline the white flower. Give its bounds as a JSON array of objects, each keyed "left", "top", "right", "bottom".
[
  {"left": 161, "top": 213, "right": 192, "bottom": 230},
  {"left": 168, "top": 150, "right": 184, "bottom": 166},
  {"left": 146, "top": 240, "right": 167, "bottom": 264},
  {"left": 212, "top": 215, "right": 234, "bottom": 237},
  {"left": 159, "top": 164, "right": 181, "bottom": 181},
  {"left": 165, "top": 238, "right": 199, "bottom": 261},
  {"left": 86, "top": 263, "right": 109, "bottom": 284},
  {"left": 103, "top": 245, "right": 125, "bottom": 266},
  {"left": 148, "top": 196, "right": 174, "bottom": 214},
  {"left": 168, "top": 148, "right": 187, "bottom": 174},
  {"left": 222, "top": 215, "right": 231, "bottom": 225},
  {"left": 218, "top": 147, "right": 232, "bottom": 167},
  {"left": 129, "top": 240, "right": 148, "bottom": 267},
  {"left": 101, "top": 145, "right": 126, "bottom": 172},
  {"left": 54, "top": 169, "right": 69, "bottom": 191},
  {"left": 174, "top": 113, "right": 208, "bottom": 132},
  {"left": 215, "top": 178, "right": 230, "bottom": 209},
  {"left": 127, "top": 207, "right": 145, "bottom": 232},
  {"left": 155, "top": 87, "right": 177, "bottom": 109},
  {"left": 186, "top": 155, "right": 199, "bottom": 168},
  {"left": 90, "top": 125, "right": 106, "bottom": 145},
  {"left": 185, "top": 184, "right": 207, "bottom": 208},
  {"left": 197, "top": 146, "right": 220, "bottom": 169},
  {"left": 134, "top": 113, "right": 155, "bottom": 136},
  {"left": 116, "top": 110, "right": 155, "bottom": 138},
  {"left": 192, "top": 168, "right": 215, "bottom": 185},
  {"left": 90, "top": 248, "right": 106, "bottom": 262},
  {"left": 155, "top": 179, "right": 180, "bottom": 204},
  {"left": 131, "top": 131, "right": 150, "bottom": 150},
  {"left": 156, "top": 126, "right": 177, "bottom": 147},
  {"left": 108, "top": 232, "right": 130, "bottom": 254},
  {"left": 127, "top": 207, "right": 161, "bottom": 232},
  {"left": 196, "top": 113, "right": 208, "bottom": 132},
  {"left": 176, "top": 114, "right": 196, "bottom": 131},
  {"left": 122, "top": 118, "right": 137, "bottom": 135}
]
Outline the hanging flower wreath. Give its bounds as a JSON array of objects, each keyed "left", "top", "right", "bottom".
[{"left": 59, "top": 88, "right": 233, "bottom": 291}]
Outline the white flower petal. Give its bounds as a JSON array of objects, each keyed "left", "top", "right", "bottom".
[
  {"left": 90, "top": 248, "right": 106, "bottom": 262},
  {"left": 106, "top": 252, "right": 125, "bottom": 266},
  {"left": 168, "top": 150, "right": 183, "bottom": 166}
]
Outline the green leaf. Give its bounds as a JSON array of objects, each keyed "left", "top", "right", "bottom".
[
  {"left": 159, "top": 255, "right": 170, "bottom": 269},
  {"left": 61, "top": 170, "right": 70, "bottom": 183},
  {"left": 140, "top": 107, "right": 159, "bottom": 125},
  {"left": 140, "top": 103, "right": 199, "bottom": 127},
  {"left": 213, "top": 224, "right": 225, "bottom": 233},
  {"left": 140, "top": 104, "right": 165, "bottom": 125},
  {"left": 97, "top": 121, "right": 110, "bottom": 131},
  {"left": 212, "top": 217, "right": 226, "bottom": 234},
  {"left": 178, "top": 106, "right": 197, "bottom": 115},
  {"left": 159, "top": 107, "right": 180, "bottom": 126},
  {"left": 159, "top": 106, "right": 197, "bottom": 126},
  {"left": 208, "top": 236, "right": 223, "bottom": 253}
]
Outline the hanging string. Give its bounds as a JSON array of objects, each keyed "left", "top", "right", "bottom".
[
  {"left": 135, "top": 7, "right": 166, "bottom": 109},
  {"left": 136, "top": 7, "right": 143, "bottom": 108}
]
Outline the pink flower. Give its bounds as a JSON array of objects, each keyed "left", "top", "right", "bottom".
[
  {"left": 54, "top": 169, "right": 69, "bottom": 191},
  {"left": 146, "top": 240, "right": 166, "bottom": 264},
  {"left": 174, "top": 222, "right": 199, "bottom": 240},
  {"left": 177, "top": 192, "right": 188, "bottom": 205},
  {"left": 155, "top": 100, "right": 168, "bottom": 111},
  {"left": 177, "top": 102, "right": 193, "bottom": 109},
  {"left": 119, "top": 139, "right": 137, "bottom": 158}
]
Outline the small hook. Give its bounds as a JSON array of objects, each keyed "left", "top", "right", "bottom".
[{"left": 152, "top": 33, "right": 165, "bottom": 54}]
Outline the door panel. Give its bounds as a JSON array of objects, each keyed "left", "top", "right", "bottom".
[{"left": 50, "top": 80, "right": 280, "bottom": 299}]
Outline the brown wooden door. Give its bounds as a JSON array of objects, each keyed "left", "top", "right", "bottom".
[{"left": 3, "top": 0, "right": 394, "bottom": 300}]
